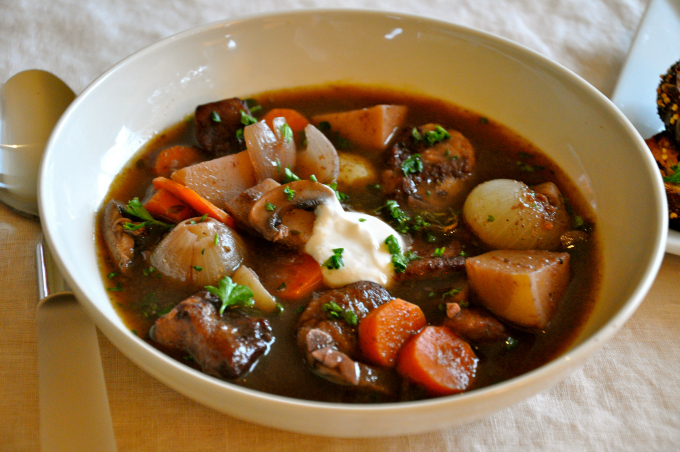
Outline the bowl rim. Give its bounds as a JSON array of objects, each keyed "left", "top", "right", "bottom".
[{"left": 39, "top": 6, "right": 668, "bottom": 429}]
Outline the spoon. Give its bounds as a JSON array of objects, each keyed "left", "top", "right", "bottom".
[{"left": 0, "top": 70, "right": 117, "bottom": 452}]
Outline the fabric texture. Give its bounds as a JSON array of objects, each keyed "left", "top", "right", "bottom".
[{"left": 3, "top": 0, "right": 680, "bottom": 450}]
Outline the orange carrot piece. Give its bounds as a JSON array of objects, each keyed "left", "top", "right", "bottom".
[
  {"left": 271, "top": 253, "right": 324, "bottom": 301},
  {"left": 358, "top": 298, "right": 426, "bottom": 367},
  {"left": 396, "top": 326, "right": 477, "bottom": 396},
  {"left": 263, "top": 108, "right": 310, "bottom": 133},
  {"left": 154, "top": 145, "right": 203, "bottom": 178},
  {"left": 152, "top": 177, "right": 236, "bottom": 228},
  {"left": 143, "top": 188, "right": 195, "bottom": 223}
]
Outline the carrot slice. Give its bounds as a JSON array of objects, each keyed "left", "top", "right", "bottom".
[
  {"left": 154, "top": 145, "right": 203, "bottom": 178},
  {"left": 270, "top": 253, "right": 324, "bottom": 301},
  {"left": 143, "top": 188, "right": 195, "bottom": 223},
  {"left": 358, "top": 298, "right": 426, "bottom": 367},
  {"left": 263, "top": 108, "right": 310, "bottom": 133},
  {"left": 152, "top": 177, "right": 236, "bottom": 228},
  {"left": 396, "top": 326, "right": 477, "bottom": 396}
]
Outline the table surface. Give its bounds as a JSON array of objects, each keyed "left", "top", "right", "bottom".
[{"left": 2, "top": 0, "right": 679, "bottom": 450}]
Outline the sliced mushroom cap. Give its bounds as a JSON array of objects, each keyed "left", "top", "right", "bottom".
[
  {"left": 101, "top": 200, "right": 135, "bottom": 274},
  {"left": 248, "top": 180, "right": 336, "bottom": 245}
]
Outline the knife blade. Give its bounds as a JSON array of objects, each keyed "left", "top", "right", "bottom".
[{"left": 35, "top": 235, "right": 117, "bottom": 452}]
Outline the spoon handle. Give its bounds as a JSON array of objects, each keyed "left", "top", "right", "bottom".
[{"left": 36, "top": 240, "right": 117, "bottom": 452}]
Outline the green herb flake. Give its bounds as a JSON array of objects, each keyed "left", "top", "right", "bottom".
[
  {"left": 322, "top": 301, "right": 358, "bottom": 326},
  {"left": 142, "top": 266, "right": 156, "bottom": 277},
  {"left": 359, "top": 218, "right": 367, "bottom": 222},
  {"left": 123, "top": 198, "right": 173, "bottom": 230},
  {"left": 323, "top": 248, "right": 345, "bottom": 270},
  {"left": 193, "top": 266, "right": 203, "bottom": 272},
  {"left": 107, "top": 282, "right": 123, "bottom": 292},
  {"left": 107, "top": 272, "right": 118, "bottom": 280},
  {"left": 385, "top": 235, "right": 418, "bottom": 273},
  {"left": 487, "top": 215, "right": 495, "bottom": 222},
  {"left": 211, "top": 111, "right": 221, "bottom": 123},
  {"left": 328, "top": 182, "right": 349, "bottom": 202},
  {"left": 205, "top": 276, "right": 255, "bottom": 315},
  {"left": 433, "top": 247, "right": 446, "bottom": 257},
  {"left": 401, "top": 154, "right": 424, "bottom": 176},
  {"left": 283, "top": 186, "right": 296, "bottom": 200},
  {"left": 279, "top": 123, "right": 293, "bottom": 143},
  {"left": 214, "top": 233, "right": 219, "bottom": 246},
  {"left": 283, "top": 167, "right": 301, "bottom": 183},
  {"left": 309, "top": 174, "right": 318, "bottom": 182},
  {"left": 664, "top": 165, "right": 680, "bottom": 183},
  {"left": 240, "top": 110, "right": 257, "bottom": 126},
  {"left": 504, "top": 336, "right": 519, "bottom": 350},
  {"left": 265, "top": 202, "right": 277, "bottom": 211}
]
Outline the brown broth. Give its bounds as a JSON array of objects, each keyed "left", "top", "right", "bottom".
[{"left": 96, "top": 84, "right": 601, "bottom": 402}]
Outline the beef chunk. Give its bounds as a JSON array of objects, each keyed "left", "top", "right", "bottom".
[
  {"left": 150, "top": 291, "right": 272, "bottom": 379},
  {"left": 195, "top": 97, "right": 251, "bottom": 157}
]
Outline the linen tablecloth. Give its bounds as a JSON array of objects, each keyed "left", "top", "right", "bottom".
[{"left": 2, "top": 0, "right": 679, "bottom": 450}]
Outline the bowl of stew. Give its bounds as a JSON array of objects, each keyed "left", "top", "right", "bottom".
[{"left": 39, "top": 9, "right": 666, "bottom": 437}]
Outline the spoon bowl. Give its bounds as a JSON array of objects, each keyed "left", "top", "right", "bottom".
[{"left": 0, "top": 70, "right": 75, "bottom": 216}]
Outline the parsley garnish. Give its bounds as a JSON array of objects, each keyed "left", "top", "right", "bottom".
[
  {"left": 240, "top": 110, "right": 257, "bottom": 126},
  {"left": 323, "top": 248, "right": 345, "bottom": 270},
  {"left": 385, "top": 235, "right": 418, "bottom": 273},
  {"left": 328, "top": 182, "right": 349, "bottom": 202},
  {"left": 380, "top": 199, "right": 429, "bottom": 234},
  {"left": 412, "top": 125, "right": 450, "bottom": 145},
  {"left": 193, "top": 266, "right": 203, "bottom": 272},
  {"left": 487, "top": 215, "right": 495, "bottom": 222},
  {"left": 265, "top": 202, "right": 277, "bottom": 211},
  {"left": 283, "top": 186, "right": 296, "bottom": 200},
  {"left": 211, "top": 111, "right": 221, "bottom": 122},
  {"left": 283, "top": 167, "right": 301, "bottom": 183},
  {"left": 433, "top": 247, "right": 445, "bottom": 257},
  {"left": 664, "top": 164, "right": 680, "bottom": 183},
  {"left": 401, "top": 154, "right": 423, "bottom": 176},
  {"left": 205, "top": 276, "right": 255, "bottom": 315},
  {"left": 322, "top": 301, "right": 358, "bottom": 326},
  {"left": 279, "top": 123, "right": 293, "bottom": 143},
  {"left": 123, "top": 198, "right": 173, "bottom": 230}
]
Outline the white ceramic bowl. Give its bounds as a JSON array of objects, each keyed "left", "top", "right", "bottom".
[{"left": 39, "top": 10, "right": 667, "bottom": 437}]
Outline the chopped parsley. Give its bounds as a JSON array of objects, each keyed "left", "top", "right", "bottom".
[
  {"left": 107, "top": 271, "right": 118, "bottom": 279},
  {"left": 401, "top": 154, "right": 423, "bottom": 176},
  {"left": 240, "top": 110, "right": 257, "bottom": 126},
  {"left": 432, "top": 247, "right": 446, "bottom": 257},
  {"left": 322, "top": 301, "right": 358, "bottom": 326},
  {"left": 323, "top": 248, "right": 345, "bottom": 270},
  {"left": 265, "top": 202, "right": 277, "bottom": 211},
  {"left": 283, "top": 186, "right": 296, "bottom": 200},
  {"left": 664, "top": 164, "right": 680, "bottom": 183},
  {"left": 192, "top": 266, "right": 203, "bottom": 272},
  {"left": 282, "top": 167, "right": 301, "bottom": 183},
  {"left": 123, "top": 198, "right": 173, "bottom": 230},
  {"left": 279, "top": 123, "right": 293, "bottom": 143},
  {"left": 385, "top": 235, "right": 419, "bottom": 273},
  {"left": 328, "top": 182, "right": 349, "bottom": 202},
  {"left": 211, "top": 111, "right": 221, "bottom": 122},
  {"left": 412, "top": 125, "right": 450, "bottom": 145},
  {"left": 380, "top": 199, "right": 429, "bottom": 234},
  {"left": 205, "top": 276, "right": 255, "bottom": 315},
  {"left": 487, "top": 215, "right": 495, "bottom": 222}
]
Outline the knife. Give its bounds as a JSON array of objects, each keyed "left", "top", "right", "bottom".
[{"left": 35, "top": 235, "right": 117, "bottom": 452}]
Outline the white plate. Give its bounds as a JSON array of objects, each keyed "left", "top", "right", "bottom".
[{"left": 611, "top": 0, "right": 680, "bottom": 255}]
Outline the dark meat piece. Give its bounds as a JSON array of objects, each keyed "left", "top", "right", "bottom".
[
  {"left": 224, "top": 178, "right": 280, "bottom": 232},
  {"left": 382, "top": 125, "right": 476, "bottom": 210},
  {"left": 195, "top": 97, "right": 251, "bottom": 157},
  {"left": 101, "top": 200, "right": 135, "bottom": 274},
  {"left": 149, "top": 291, "right": 272, "bottom": 379},
  {"left": 296, "top": 281, "right": 393, "bottom": 357},
  {"left": 646, "top": 131, "right": 680, "bottom": 230},
  {"left": 657, "top": 60, "right": 680, "bottom": 145},
  {"left": 296, "top": 281, "right": 398, "bottom": 394},
  {"left": 395, "top": 255, "right": 466, "bottom": 281},
  {"left": 443, "top": 304, "right": 508, "bottom": 343}
]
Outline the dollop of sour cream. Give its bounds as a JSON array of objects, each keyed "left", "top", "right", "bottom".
[{"left": 304, "top": 195, "right": 404, "bottom": 288}]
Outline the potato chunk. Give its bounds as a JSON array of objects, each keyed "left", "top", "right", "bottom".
[
  {"left": 312, "top": 105, "right": 407, "bottom": 150},
  {"left": 465, "top": 250, "right": 570, "bottom": 329},
  {"left": 171, "top": 150, "right": 256, "bottom": 208}
]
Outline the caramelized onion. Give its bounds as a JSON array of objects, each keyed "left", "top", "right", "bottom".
[
  {"left": 462, "top": 179, "right": 571, "bottom": 250},
  {"left": 295, "top": 124, "right": 339, "bottom": 183},
  {"left": 245, "top": 119, "right": 296, "bottom": 182},
  {"left": 150, "top": 217, "right": 246, "bottom": 287},
  {"left": 232, "top": 265, "right": 278, "bottom": 313}
]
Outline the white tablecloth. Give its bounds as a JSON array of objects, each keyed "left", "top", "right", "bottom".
[{"left": 3, "top": 0, "right": 679, "bottom": 450}]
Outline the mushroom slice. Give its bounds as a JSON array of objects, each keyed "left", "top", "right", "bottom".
[
  {"left": 101, "top": 200, "right": 135, "bottom": 274},
  {"left": 247, "top": 180, "right": 335, "bottom": 246}
]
